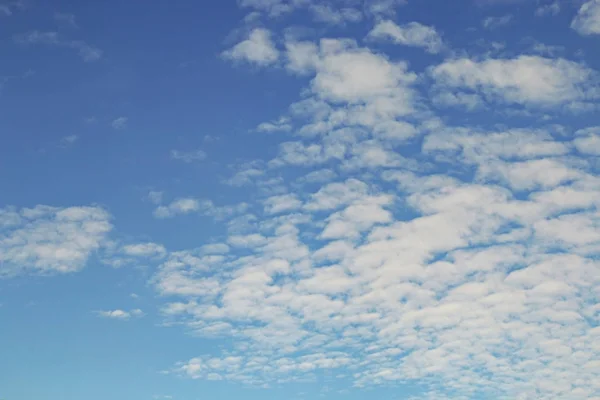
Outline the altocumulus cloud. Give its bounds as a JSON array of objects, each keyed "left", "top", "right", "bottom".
[{"left": 4, "top": 1, "right": 600, "bottom": 399}]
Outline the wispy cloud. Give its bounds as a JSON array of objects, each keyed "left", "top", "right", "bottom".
[
  {"left": 111, "top": 117, "right": 128, "bottom": 130},
  {"left": 170, "top": 149, "right": 207, "bottom": 163},
  {"left": 14, "top": 30, "right": 102, "bottom": 62},
  {"left": 482, "top": 14, "right": 513, "bottom": 29}
]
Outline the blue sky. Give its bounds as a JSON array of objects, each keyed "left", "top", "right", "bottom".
[{"left": 1, "top": 0, "right": 600, "bottom": 399}]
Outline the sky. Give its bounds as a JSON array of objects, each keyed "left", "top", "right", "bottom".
[{"left": 1, "top": 0, "right": 600, "bottom": 399}]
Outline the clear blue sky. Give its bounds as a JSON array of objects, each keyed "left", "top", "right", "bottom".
[{"left": 1, "top": 0, "right": 600, "bottom": 399}]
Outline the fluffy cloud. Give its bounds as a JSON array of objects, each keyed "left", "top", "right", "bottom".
[
  {"left": 97, "top": 309, "right": 145, "bottom": 320},
  {"left": 571, "top": 0, "right": 600, "bottom": 35},
  {"left": 367, "top": 20, "right": 444, "bottom": 53},
  {"left": 0, "top": 206, "right": 112, "bottom": 277},
  {"left": 431, "top": 55, "right": 598, "bottom": 108},
  {"left": 222, "top": 28, "right": 279, "bottom": 66}
]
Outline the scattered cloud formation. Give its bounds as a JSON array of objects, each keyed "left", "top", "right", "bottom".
[
  {"left": 5, "top": 1, "right": 600, "bottom": 399},
  {"left": 0, "top": 206, "right": 112, "bottom": 277},
  {"left": 431, "top": 55, "right": 599, "bottom": 108}
]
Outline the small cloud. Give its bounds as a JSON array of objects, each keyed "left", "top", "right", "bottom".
[
  {"left": 153, "top": 198, "right": 201, "bottom": 219},
  {"left": 170, "top": 149, "right": 207, "bottom": 163},
  {"left": 54, "top": 12, "right": 77, "bottom": 28},
  {"left": 146, "top": 190, "right": 164, "bottom": 205},
  {"left": 111, "top": 117, "right": 128, "bottom": 130},
  {"left": 222, "top": 28, "right": 279, "bottom": 66},
  {"left": 482, "top": 14, "right": 513, "bottom": 30},
  {"left": 61, "top": 135, "right": 78, "bottom": 146},
  {"left": 84, "top": 116, "right": 97, "bottom": 124},
  {"left": 535, "top": 1, "right": 560, "bottom": 17},
  {"left": 97, "top": 308, "right": 145, "bottom": 320},
  {"left": 256, "top": 117, "right": 292, "bottom": 133}
]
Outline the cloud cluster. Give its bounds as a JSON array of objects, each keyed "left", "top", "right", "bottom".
[{"left": 0, "top": 205, "right": 112, "bottom": 277}]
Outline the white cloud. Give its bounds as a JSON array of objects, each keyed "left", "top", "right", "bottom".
[
  {"left": 97, "top": 309, "right": 145, "bottom": 320},
  {"left": 222, "top": 28, "right": 279, "bottom": 66},
  {"left": 571, "top": 0, "right": 600, "bottom": 35},
  {"left": 574, "top": 128, "right": 600, "bottom": 155},
  {"left": 256, "top": 117, "right": 292, "bottom": 133},
  {"left": 264, "top": 194, "right": 303, "bottom": 214},
  {"left": 309, "top": 5, "right": 362, "bottom": 25},
  {"left": 171, "top": 149, "right": 207, "bottom": 163},
  {"left": 111, "top": 117, "right": 128, "bottom": 130},
  {"left": 431, "top": 55, "right": 598, "bottom": 108},
  {"left": 0, "top": 206, "right": 112, "bottom": 277},
  {"left": 154, "top": 198, "right": 201, "bottom": 219},
  {"left": 153, "top": 197, "right": 248, "bottom": 220},
  {"left": 122, "top": 242, "right": 167, "bottom": 258},
  {"left": 367, "top": 20, "right": 443, "bottom": 53}
]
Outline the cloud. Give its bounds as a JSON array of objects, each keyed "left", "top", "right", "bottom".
[
  {"left": 146, "top": 191, "right": 164, "bottom": 205},
  {"left": 482, "top": 14, "right": 513, "bottom": 29},
  {"left": 367, "top": 20, "right": 443, "bottom": 53},
  {"left": 170, "top": 149, "right": 207, "bottom": 163},
  {"left": 14, "top": 30, "right": 102, "bottom": 62},
  {"left": 154, "top": 198, "right": 201, "bottom": 219},
  {"left": 535, "top": 1, "right": 560, "bottom": 17},
  {"left": 222, "top": 28, "right": 279, "bottom": 66},
  {"left": 256, "top": 117, "right": 293, "bottom": 133},
  {"left": 0, "top": 205, "right": 112, "bottom": 277},
  {"left": 0, "top": 0, "right": 25, "bottom": 16},
  {"left": 431, "top": 55, "right": 599, "bottom": 108},
  {"left": 122, "top": 242, "right": 167, "bottom": 258},
  {"left": 571, "top": 0, "right": 600, "bottom": 35},
  {"left": 97, "top": 309, "right": 145, "bottom": 320},
  {"left": 111, "top": 117, "right": 128, "bottom": 130},
  {"left": 309, "top": 4, "right": 362, "bottom": 25},
  {"left": 153, "top": 197, "right": 248, "bottom": 220},
  {"left": 61, "top": 135, "right": 78, "bottom": 146},
  {"left": 263, "top": 194, "right": 302, "bottom": 214}
]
